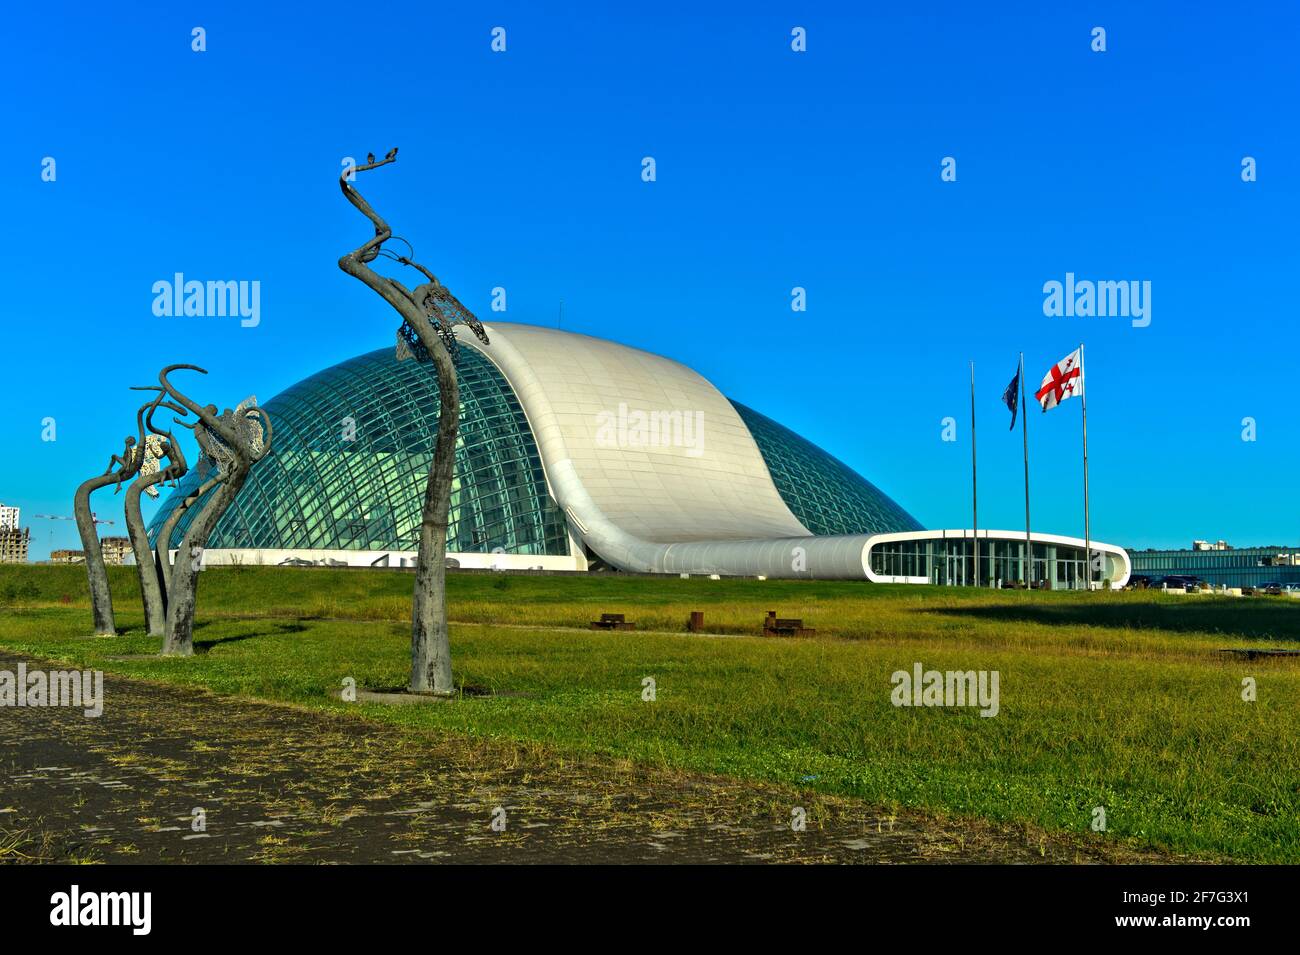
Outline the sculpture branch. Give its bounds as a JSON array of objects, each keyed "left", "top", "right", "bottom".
[
  {"left": 154, "top": 473, "right": 224, "bottom": 592},
  {"left": 75, "top": 417, "right": 148, "bottom": 635},
  {"left": 122, "top": 386, "right": 191, "bottom": 636}
]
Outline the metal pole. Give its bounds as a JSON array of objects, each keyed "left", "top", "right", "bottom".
[
  {"left": 1021, "top": 352, "right": 1031, "bottom": 587},
  {"left": 1080, "top": 343, "right": 1091, "bottom": 590},
  {"left": 970, "top": 361, "right": 979, "bottom": 588}
]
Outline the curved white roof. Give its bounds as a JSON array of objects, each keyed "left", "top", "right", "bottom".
[{"left": 461, "top": 322, "right": 809, "bottom": 544}]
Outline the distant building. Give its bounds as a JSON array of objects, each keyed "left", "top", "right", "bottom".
[
  {"left": 1192, "top": 539, "right": 1231, "bottom": 551},
  {"left": 1127, "top": 545, "right": 1300, "bottom": 588},
  {"left": 0, "top": 527, "right": 30, "bottom": 563},
  {"left": 47, "top": 539, "right": 130, "bottom": 566},
  {"left": 100, "top": 536, "right": 132, "bottom": 566},
  {"left": 0, "top": 503, "right": 19, "bottom": 532}
]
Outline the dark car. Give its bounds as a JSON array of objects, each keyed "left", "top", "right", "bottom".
[
  {"left": 1259, "top": 581, "right": 1283, "bottom": 596},
  {"left": 1153, "top": 575, "right": 1203, "bottom": 592},
  {"left": 1125, "top": 575, "right": 1154, "bottom": 590}
]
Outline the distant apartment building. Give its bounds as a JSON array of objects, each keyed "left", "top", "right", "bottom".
[
  {"left": 0, "top": 503, "right": 20, "bottom": 532},
  {"left": 100, "top": 536, "right": 132, "bottom": 565},
  {"left": 0, "top": 527, "right": 30, "bottom": 563},
  {"left": 1192, "top": 539, "right": 1231, "bottom": 551},
  {"left": 48, "top": 538, "right": 131, "bottom": 566}
]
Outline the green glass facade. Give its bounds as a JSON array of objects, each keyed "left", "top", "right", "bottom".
[
  {"left": 148, "top": 347, "right": 571, "bottom": 556},
  {"left": 730, "top": 400, "right": 921, "bottom": 536}
]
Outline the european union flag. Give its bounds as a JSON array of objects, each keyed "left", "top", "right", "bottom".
[{"left": 1002, "top": 367, "right": 1020, "bottom": 430}]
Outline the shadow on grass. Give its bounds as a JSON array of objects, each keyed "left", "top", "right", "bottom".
[
  {"left": 193, "top": 622, "right": 307, "bottom": 653},
  {"left": 922, "top": 600, "right": 1300, "bottom": 640}
]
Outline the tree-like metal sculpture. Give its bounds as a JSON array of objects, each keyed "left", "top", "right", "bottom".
[
  {"left": 151, "top": 392, "right": 262, "bottom": 592},
  {"left": 74, "top": 428, "right": 146, "bottom": 635},
  {"left": 338, "top": 148, "right": 489, "bottom": 695},
  {"left": 121, "top": 386, "right": 190, "bottom": 637},
  {"left": 156, "top": 365, "right": 272, "bottom": 656}
]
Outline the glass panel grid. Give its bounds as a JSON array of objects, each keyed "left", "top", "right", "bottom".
[
  {"left": 148, "top": 347, "right": 570, "bottom": 557},
  {"left": 730, "top": 400, "right": 921, "bottom": 536}
]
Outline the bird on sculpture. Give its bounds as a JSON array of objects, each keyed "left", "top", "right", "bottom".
[
  {"left": 385, "top": 147, "right": 398, "bottom": 161},
  {"left": 367, "top": 152, "right": 375, "bottom": 164}
]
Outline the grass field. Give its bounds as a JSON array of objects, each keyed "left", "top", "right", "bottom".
[{"left": 2, "top": 563, "right": 1298, "bottom": 862}]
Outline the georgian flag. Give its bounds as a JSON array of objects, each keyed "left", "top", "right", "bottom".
[{"left": 1035, "top": 348, "right": 1083, "bottom": 411}]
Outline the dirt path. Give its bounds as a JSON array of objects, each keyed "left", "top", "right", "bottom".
[{"left": 0, "top": 651, "right": 1152, "bottom": 864}]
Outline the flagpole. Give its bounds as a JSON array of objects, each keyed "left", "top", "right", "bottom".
[
  {"left": 1020, "top": 352, "right": 1031, "bottom": 587},
  {"left": 1080, "top": 342, "right": 1091, "bottom": 590},
  {"left": 970, "top": 361, "right": 979, "bottom": 588}
]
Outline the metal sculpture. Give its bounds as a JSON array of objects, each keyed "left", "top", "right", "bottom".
[
  {"left": 155, "top": 365, "right": 272, "bottom": 656},
  {"left": 337, "top": 148, "right": 487, "bottom": 695},
  {"left": 151, "top": 395, "right": 263, "bottom": 591}
]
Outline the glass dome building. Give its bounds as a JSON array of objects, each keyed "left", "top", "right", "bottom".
[{"left": 148, "top": 323, "right": 924, "bottom": 577}]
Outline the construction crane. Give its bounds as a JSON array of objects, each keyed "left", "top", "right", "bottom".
[
  {"left": 35, "top": 513, "right": 115, "bottom": 526},
  {"left": 32, "top": 513, "right": 118, "bottom": 555}
]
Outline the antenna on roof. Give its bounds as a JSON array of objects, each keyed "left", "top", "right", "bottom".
[{"left": 558, "top": 298, "right": 564, "bottom": 330}]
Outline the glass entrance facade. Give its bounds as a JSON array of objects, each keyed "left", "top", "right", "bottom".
[{"left": 869, "top": 536, "right": 1101, "bottom": 588}]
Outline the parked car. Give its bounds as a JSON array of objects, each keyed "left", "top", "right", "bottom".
[
  {"left": 1125, "top": 575, "right": 1154, "bottom": 590},
  {"left": 1242, "top": 582, "right": 1281, "bottom": 596},
  {"left": 1152, "top": 575, "right": 1204, "bottom": 592}
]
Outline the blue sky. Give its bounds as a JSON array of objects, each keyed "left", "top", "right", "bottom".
[{"left": 2, "top": 1, "right": 1296, "bottom": 559}]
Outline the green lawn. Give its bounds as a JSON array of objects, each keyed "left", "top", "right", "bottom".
[{"left": 2, "top": 564, "right": 1298, "bottom": 862}]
